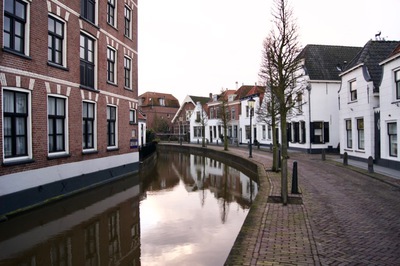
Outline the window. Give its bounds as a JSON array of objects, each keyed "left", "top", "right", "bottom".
[
  {"left": 293, "top": 122, "right": 299, "bottom": 143},
  {"left": 194, "top": 126, "right": 202, "bottom": 137},
  {"left": 4, "top": 0, "right": 27, "bottom": 54},
  {"left": 267, "top": 125, "right": 272, "bottom": 140},
  {"left": 107, "top": 47, "right": 116, "bottom": 83},
  {"left": 357, "top": 118, "right": 364, "bottom": 150},
  {"left": 48, "top": 96, "right": 66, "bottom": 153},
  {"left": 395, "top": 70, "right": 400, "bottom": 100},
  {"left": 245, "top": 125, "right": 250, "bottom": 140},
  {"left": 296, "top": 92, "right": 303, "bottom": 113},
  {"left": 3, "top": 89, "right": 29, "bottom": 159},
  {"left": 80, "top": 34, "right": 95, "bottom": 89},
  {"left": 159, "top": 98, "right": 165, "bottom": 106},
  {"left": 388, "top": 123, "right": 397, "bottom": 157},
  {"left": 262, "top": 125, "right": 266, "bottom": 139},
  {"left": 124, "top": 57, "right": 131, "bottom": 89},
  {"left": 196, "top": 111, "right": 200, "bottom": 122},
  {"left": 231, "top": 108, "right": 236, "bottom": 120},
  {"left": 107, "top": 0, "right": 115, "bottom": 27},
  {"left": 82, "top": 102, "right": 95, "bottom": 149},
  {"left": 350, "top": 80, "right": 357, "bottom": 101},
  {"left": 107, "top": 106, "right": 117, "bottom": 147},
  {"left": 81, "top": 0, "right": 95, "bottom": 23},
  {"left": 124, "top": 6, "right": 131, "bottom": 38},
  {"left": 310, "top": 121, "right": 329, "bottom": 144},
  {"left": 233, "top": 125, "right": 238, "bottom": 138},
  {"left": 129, "top": 109, "right": 136, "bottom": 124},
  {"left": 48, "top": 16, "right": 65, "bottom": 66},
  {"left": 300, "top": 121, "right": 306, "bottom": 144},
  {"left": 210, "top": 108, "right": 214, "bottom": 119},
  {"left": 246, "top": 106, "right": 249, "bottom": 117},
  {"left": 346, "top": 119, "right": 352, "bottom": 148}
]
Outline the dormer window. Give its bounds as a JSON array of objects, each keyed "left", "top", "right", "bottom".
[{"left": 159, "top": 98, "right": 165, "bottom": 106}]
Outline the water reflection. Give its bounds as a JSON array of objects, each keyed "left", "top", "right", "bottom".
[
  {"left": 0, "top": 151, "right": 258, "bottom": 266},
  {"left": 140, "top": 152, "right": 258, "bottom": 265},
  {"left": 0, "top": 176, "right": 141, "bottom": 266}
]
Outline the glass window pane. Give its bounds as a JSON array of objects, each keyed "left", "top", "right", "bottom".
[
  {"left": 48, "top": 97, "right": 55, "bottom": 115},
  {"left": 87, "top": 121, "right": 93, "bottom": 134},
  {"left": 16, "top": 136, "right": 26, "bottom": 155},
  {"left": 16, "top": 1, "right": 26, "bottom": 20},
  {"left": 4, "top": 117, "right": 12, "bottom": 135},
  {"left": 88, "top": 104, "right": 94, "bottom": 118},
  {"left": 3, "top": 91, "right": 14, "bottom": 112},
  {"left": 48, "top": 17, "right": 54, "bottom": 32},
  {"left": 56, "top": 98, "right": 65, "bottom": 115},
  {"left": 4, "top": 137, "right": 12, "bottom": 157},
  {"left": 388, "top": 123, "right": 397, "bottom": 134},
  {"left": 5, "top": 0, "right": 14, "bottom": 13},
  {"left": 16, "top": 117, "right": 26, "bottom": 134},
  {"left": 56, "top": 119, "right": 63, "bottom": 133},
  {"left": 83, "top": 102, "right": 88, "bottom": 117},
  {"left": 16, "top": 93, "right": 27, "bottom": 113},
  {"left": 56, "top": 136, "right": 64, "bottom": 150},
  {"left": 56, "top": 21, "right": 63, "bottom": 35},
  {"left": 48, "top": 118, "right": 54, "bottom": 134},
  {"left": 395, "top": 71, "right": 400, "bottom": 81}
]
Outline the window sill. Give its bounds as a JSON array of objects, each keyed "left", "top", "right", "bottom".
[
  {"left": 344, "top": 148, "right": 353, "bottom": 152},
  {"left": 79, "top": 16, "right": 100, "bottom": 29},
  {"left": 355, "top": 150, "right": 365, "bottom": 153},
  {"left": 47, "top": 61, "right": 69, "bottom": 71},
  {"left": 80, "top": 85, "right": 99, "bottom": 92},
  {"left": 2, "top": 158, "right": 35, "bottom": 166},
  {"left": 391, "top": 100, "right": 400, "bottom": 105},
  {"left": 347, "top": 100, "right": 358, "bottom": 104},
  {"left": 107, "top": 147, "right": 119, "bottom": 152},
  {"left": 48, "top": 153, "right": 71, "bottom": 160},
  {"left": 82, "top": 149, "right": 98, "bottom": 155},
  {"left": 129, "top": 121, "right": 137, "bottom": 125},
  {"left": 124, "top": 87, "right": 133, "bottom": 91},
  {"left": 107, "top": 81, "right": 118, "bottom": 87},
  {"left": 2, "top": 48, "right": 32, "bottom": 60}
]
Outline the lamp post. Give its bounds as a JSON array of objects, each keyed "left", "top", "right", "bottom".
[{"left": 248, "top": 97, "right": 255, "bottom": 158}]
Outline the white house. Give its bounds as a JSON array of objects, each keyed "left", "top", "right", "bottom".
[
  {"left": 378, "top": 44, "right": 400, "bottom": 168},
  {"left": 289, "top": 45, "right": 361, "bottom": 153},
  {"left": 339, "top": 40, "right": 400, "bottom": 162}
]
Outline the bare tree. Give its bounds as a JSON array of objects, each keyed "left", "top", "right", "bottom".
[
  {"left": 255, "top": 82, "right": 280, "bottom": 172},
  {"left": 260, "top": 0, "right": 302, "bottom": 205},
  {"left": 219, "top": 89, "right": 231, "bottom": 151},
  {"left": 194, "top": 103, "right": 208, "bottom": 147}
]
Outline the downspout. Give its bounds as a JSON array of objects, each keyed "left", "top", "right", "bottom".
[{"left": 306, "top": 85, "right": 312, "bottom": 153}]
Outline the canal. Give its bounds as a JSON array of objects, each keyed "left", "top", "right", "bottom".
[{"left": 0, "top": 151, "right": 258, "bottom": 265}]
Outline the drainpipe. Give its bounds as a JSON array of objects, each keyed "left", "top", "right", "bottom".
[{"left": 306, "top": 85, "right": 312, "bottom": 153}]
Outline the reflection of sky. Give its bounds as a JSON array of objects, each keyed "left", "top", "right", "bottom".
[{"left": 140, "top": 179, "right": 249, "bottom": 266}]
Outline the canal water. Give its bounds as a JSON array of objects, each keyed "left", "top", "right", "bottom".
[{"left": 0, "top": 151, "right": 258, "bottom": 266}]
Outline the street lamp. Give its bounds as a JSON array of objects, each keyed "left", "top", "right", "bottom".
[{"left": 248, "top": 97, "right": 255, "bottom": 158}]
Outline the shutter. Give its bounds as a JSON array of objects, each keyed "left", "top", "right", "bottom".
[
  {"left": 324, "top": 122, "right": 330, "bottom": 143},
  {"left": 287, "top": 123, "right": 292, "bottom": 142}
]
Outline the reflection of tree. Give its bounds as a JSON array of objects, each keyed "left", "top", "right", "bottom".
[{"left": 219, "top": 164, "right": 230, "bottom": 224}]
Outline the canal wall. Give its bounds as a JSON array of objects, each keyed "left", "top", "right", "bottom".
[{"left": 157, "top": 144, "right": 260, "bottom": 183}]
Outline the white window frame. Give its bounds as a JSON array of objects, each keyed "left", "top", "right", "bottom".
[
  {"left": 82, "top": 101, "right": 97, "bottom": 152},
  {"left": 395, "top": 70, "right": 400, "bottom": 100},
  {"left": 349, "top": 79, "right": 357, "bottom": 101},
  {"left": 357, "top": 118, "right": 364, "bottom": 150},
  {"left": 124, "top": 56, "right": 132, "bottom": 90},
  {"left": 388, "top": 122, "right": 397, "bottom": 157},
  {"left": 107, "top": 46, "right": 117, "bottom": 84},
  {"left": 107, "top": 0, "right": 117, "bottom": 27},
  {"left": 2, "top": 87, "right": 32, "bottom": 163},
  {"left": 346, "top": 119, "right": 352, "bottom": 149},
  {"left": 47, "top": 94, "right": 69, "bottom": 157},
  {"left": 48, "top": 14, "right": 67, "bottom": 68},
  {"left": 129, "top": 109, "right": 136, "bottom": 124},
  {"left": 124, "top": 5, "right": 132, "bottom": 38},
  {"left": 3, "top": 0, "right": 31, "bottom": 56},
  {"left": 80, "top": 31, "right": 97, "bottom": 90},
  {"left": 107, "top": 105, "right": 118, "bottom": 149}
]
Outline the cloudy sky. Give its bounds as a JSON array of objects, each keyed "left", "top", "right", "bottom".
[{"left": 138, "top": 0, "right": 400, "bottom": 103}]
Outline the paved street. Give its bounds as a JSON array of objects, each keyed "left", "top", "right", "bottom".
[{"left": 223, "top": 146, "right": 400, "bottom": 265}]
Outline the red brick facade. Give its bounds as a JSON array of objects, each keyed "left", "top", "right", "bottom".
[{"left": 0, "top": 0, "right": 139, "bottom": 204}]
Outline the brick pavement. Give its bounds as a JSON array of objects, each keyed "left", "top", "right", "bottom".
[{"left": 224, "top": 146, "right": 400, "bottom": 265}]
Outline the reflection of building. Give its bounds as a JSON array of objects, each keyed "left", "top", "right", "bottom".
[
  {"left": 0, "top": 177, "right": 141, "bottom": 265},
  {"left": 0, "top": 0, "right": 140, "bottom": 216}
]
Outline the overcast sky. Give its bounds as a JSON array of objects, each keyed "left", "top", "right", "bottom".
[{"left": 138, "top": 0, "right": 400, "bottom": 103}]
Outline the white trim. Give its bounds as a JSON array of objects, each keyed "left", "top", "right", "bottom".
[
  {"left": 47, "top": 94, "right": 70, "bottom": 157},
  {"left": 339, "top": 63, "right": 364, "bottom": 76}
]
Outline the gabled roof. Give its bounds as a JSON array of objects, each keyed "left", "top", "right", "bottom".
[
  {"left": 343, "top": 40, "right": 400, "bottom": 91},
  {"left": 298, "top": 44, "right": 362, "bottom": 81},
  {"left": 189, "top": 95, "right": 210, "bottom": 105},
  {"left": 139, "top": 91, "right": 180, "bottom": 108}
]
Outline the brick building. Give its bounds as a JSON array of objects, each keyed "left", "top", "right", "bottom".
[
  {"left": 0, "top": 0, "right": 139, "bottom": 216},
  {"left": 139, "top": 91, "right": 179, "bottom": 135}
]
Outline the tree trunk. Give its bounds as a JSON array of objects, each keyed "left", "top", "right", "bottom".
[
  {"left": 280, "top": 112, "right": 288, "bottom": 205},
  {"left": 271, "top": 101, "right": 278, "bottom": 172},
  {"left": 223, "top": 126, "right": 228, "bottom": 151}
]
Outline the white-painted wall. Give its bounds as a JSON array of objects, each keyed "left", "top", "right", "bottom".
[
  {"left": 380, "top": 55, "right": 400, "bottom": 162},
  {"left": 339, "top": 67, "right": 378, "bottom": 159}
]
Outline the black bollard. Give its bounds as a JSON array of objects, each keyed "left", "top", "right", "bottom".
[
  {"left": 322, "top": 149, "right": 326, "bottom": 161},
  {"left": 343, "top": 152, "right": 348, "bottom": 165},
  {"left": 368, "top": 156, "right": 374, "bottom": 173},
  {"left": 291, "top": 161, "right": 299, "bottom": 194}
]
